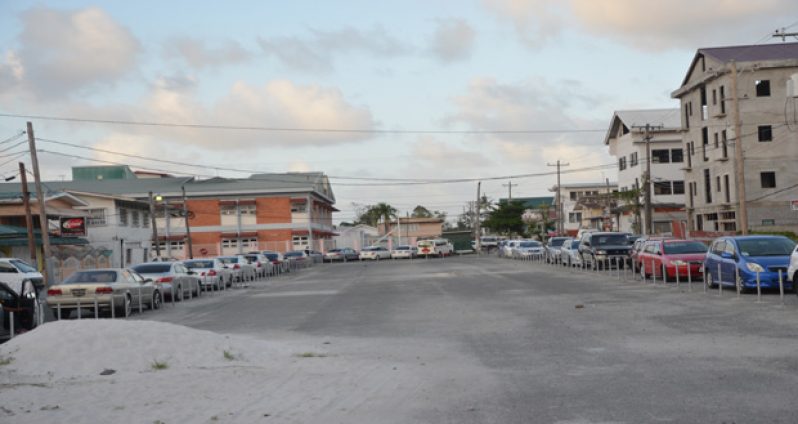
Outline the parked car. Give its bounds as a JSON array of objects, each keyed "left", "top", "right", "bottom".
[
  {"left": 705, "top": 236, "right": 795, "bottom": 291},
  {"left": 47, "top": 268, "right": 161, "bottom": 318},
  {"left": 132, "top": 262, "right": 201, "bottom": 301},
  {"left": 216, "top": 256, "right": 258, "bottom": 282},
  {"left": 0, "top": 258, "right": 44, "bottom": 294},
  {"left": 0, "top": 280, "right": 38, "bottom": 342},
  {"left": 630, "top": 236, "right": 672, "bottom": 272},
  {"left": 578, "top": 232, "right": 632, "bottom": 269},
  {"left": 305, "top": 250, "right": 324, "bottom": 263},
  {"left": 243, "top": 253, "right": 274, "bottom": 278},
  {"left": 391, "top": 245, "right": 418, "bottom": 259},
  {"left": 559, "top": 238, "right": 582, "bottom": 267},
  {"left": 258, "top": 251, "right": 290, "bottom": 273},
  {"left": 502, "top": 240, "right": 520, "bottom": 258},
  {"left": 636, "top": 239, "right": 707, "bottom": 281},
  {"left": 545, "top": 237, "right": 569, "bottom": 263},
  {"left": 417, "top": 239, "right": 453, "bottom": 257},
  {"left": 360, "top": 246, "right": 392, "bottom": 260},
  {"left": 471, "top": 236, "right": 500, "bottom": 252},
  {"left": 324, "top": 248, "right": 360, "bottom": 262},
  {"left": 183, "top": 258, "right": 233, "bottom": 290},
  {"left": 513, "top": 240, "right": 545, "bottom": 259},
  {"left": 284, "top": 250, "right": 309, "bottom": 266}
]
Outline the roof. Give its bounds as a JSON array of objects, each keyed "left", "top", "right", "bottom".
[
  {"left": 555, "top": 182, "right": 618, "bottom": 190},
  {"left": 604, "top": 109, "right": 681, "bottom": 145},
  {"left": 500, "top": 197, "right": 554, "bottom": 209},
  {"left": 0, "top": 224, "right": 89, "bottom": 247}
]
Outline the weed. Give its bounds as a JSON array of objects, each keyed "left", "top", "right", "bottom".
[
  {"left": 223, "top": 350, "right": 235, "bottom": 361},
  {"left": 151, "top": 360, "right": 169, "bottom": 370},
  {"left": 295, "top": 352, "right": 327, "bottom": 358},
  {"left": 0, "top": 356, "right": 13, "bottom": 366}
]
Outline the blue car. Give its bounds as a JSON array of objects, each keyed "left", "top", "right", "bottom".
[{"left": 704, "top": 236, "right": 795, "bottom": 291}]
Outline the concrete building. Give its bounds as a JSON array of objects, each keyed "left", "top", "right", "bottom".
[
  {"left": 333, "top": 224, "right": 379, "bottom": 251},
  {"left": 551, "top": 182, "right": 617, "bottom": 236},
  {"left": 671, "top": 42, "right": 798, "bottom": 233},
  {"left": 604, "top": 109, "right": 687, "bottom": 235}
]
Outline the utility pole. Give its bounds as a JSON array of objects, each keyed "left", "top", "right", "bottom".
[
  {"left": 148, "top": 191, "right": 161, "bottom": 259},
  {"left": 181, "top": 186, "right": 193, "bottom": 259},
  {"left": 27, "top": 122, "right": 51, "bottom": 286},
  {"left": 730, "top": 61, "right": 749, "bottom": 235},
  {"left": 475, "top": 182, "right": 481, "bottom": 253},
  {"left": 19, "top": 162, "right": 37, "bottom": 265},
  {"left": 547, "top": 160, "right": 570, "bottom": 235},
  {"left": 773, "top": 28, "right": 798, "bottom": 41},
  {"left": 502, "top": 179, "right": 518, "bottom": 200},
  {"left": 631, "top": 124, "right": 662, "bottom": 235}
]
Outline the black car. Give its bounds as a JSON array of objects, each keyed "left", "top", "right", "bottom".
[
  {"left": 578, "top": 232, "right": 633, "bottom": 269},
  {"left": 0, "top": 280, "right": 38, "bottom": 342}
]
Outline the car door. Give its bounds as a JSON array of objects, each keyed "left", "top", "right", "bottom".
[
  {"left": 174, "top": 263, "right": 191, "bottom": 294},
  {"left": 579, "top": 236, "right": 592, "bottom": 263},
  {"left": 720, "top": 241, "right": 739, "bottom": 285},
  {"left": 128, "top": 270, "right": 150, "bottom": 307},
  {"left": 706, "top": 240, "right": 725, "bottom": 283}
]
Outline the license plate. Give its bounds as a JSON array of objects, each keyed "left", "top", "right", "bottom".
[{"left": 72, "top": 289, "right": 86, "bottom": 297}]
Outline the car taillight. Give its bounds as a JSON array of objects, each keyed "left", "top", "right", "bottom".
[
  {"left": 233, "top": 264, "right": 240, "bottom": 270},
  {"left": 47, "top": 288, "right": 62, "bottom": 296},
  {"left": 156, "top": 276, "right": 173, "bottom": 283},
  {"left": 272, "top": 260, "right": 280, "bottom": 264},
  {"left": 207, "top": 269, "right": 217, "bottom": 276},
  {"left": 95, "top": 287, "right": 113, "bottom": 294},
  {"left": 256, "top": 261, "right": 262, "bottom": 268}
]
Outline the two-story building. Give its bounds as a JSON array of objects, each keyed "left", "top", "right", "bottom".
[
  {"left": 551, "top": 182, "right": 617, "bottom": 236},
  {"left": 671, "top": 42, "right": 798, "bottom": 233},
  {"left": 604, "top": 109, "right": 687, "bottom": 235}
]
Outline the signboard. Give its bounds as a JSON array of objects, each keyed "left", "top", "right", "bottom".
[{"left": 60, "top": 217, "right": 86, "bottom": 237}]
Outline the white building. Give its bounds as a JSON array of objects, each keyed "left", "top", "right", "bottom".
[
  {"left": 551, "top": 182, "right": 617, "bottom": 236},
  {"left": 604, "top": 109, "right": 687, "bottom": 235},
  {"left": 333, "top": 224, "right": 379, "bottom": 251}
]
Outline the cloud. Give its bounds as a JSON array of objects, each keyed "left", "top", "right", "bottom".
[
  {"left": 481, "top": 0, "right": 565, "bottom": 48},
  {"left": 429, "top": 19, "right": 476, "bottom": 63},
  {"left": 411, "top": 137, "right": 492, "bottom": 168},
  {"left": 258, "top": 25, "right": 411, "bottom": 72},
  {"left": 165, "top": 37, "right": 251, "bottom": 69},
  {"left": 0, "top": 6, "right": 141, "bottom": 98}
]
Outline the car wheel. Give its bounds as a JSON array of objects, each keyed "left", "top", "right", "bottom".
[
  {"left": 151, "top": 291, "right": 162, "bottom": 310},
  {"left": 116, "top": 295, "right": 131, "bottom": 317},
  {"left": 706, "top": 271, "right": 716, "bottom": 289}
]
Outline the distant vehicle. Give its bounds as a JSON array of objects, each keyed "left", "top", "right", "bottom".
[
  {"left": 284, "top": 251, "right": 309, "bottom": 264},
  {"left": 257, "top": 251, "right": 290, "bottom": 273},
  {"left": 636, "top": 239, "right": 707, "bottom": 281},
  {"left": 0, "top": 258, "right": 44, "bottom": 294},
  {"left": 243, "top": 253, "right": 274, "bottom": 278},
  {"left": 216, "top": 256, "right": 257, "bottom": 282},
  {"left": 513, "top": 240, "right": 544, "bottom": 259},
  {"left": 360, "top": 246, "right": 392, "bottom": 260},
  {"left": 324, "top": 248, "right": 360, "bottom": 262},
  {"left": 0, "top": 280, "right": 38, "bottom": 342},
  {"left": 182, "top": 258, "right": 233, "bottom": 290},
  {"left": 47, "top": 268, "right": 161, "bottom": 318},
  {"left": 305, "top": 250, "right": 324, "bottom": 263},
  {"left": 630, "top": 236, "right": 672, "bottom": 272},
  {"left": 391, "top": 245, "right": 418, "bottom": 259},
  {"left": 545, "top": 237, "right": 569, "bottom": 263},
  {"left": 705, "top": 236, "right": 795, "bottom": 291},
  {"left": 501, "top": 240, "right": 520, "bottom": 258},
  {"left": 559, "top": 238, "right": 582, "bottom": 267},
  {"left": 471, "top": 236, "right": 500, "bottom": 252},
  {"left": 132, "top": 262, "right": 202, "bottom": 300},
  {"left": 578, "top": 232, "right": 633, "bottom": 269},
  {"left": 417, "top": 239, "right": 453, "bottom": 257}
]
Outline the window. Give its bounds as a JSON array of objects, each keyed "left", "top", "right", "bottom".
[
  {"left": 686, "top": 142, "right": 692, "bottom": 167},
  {"left": 569, "top": 191, "right": 577, "bottom": 201},
  {"left": 87, "top": 208, "right": 107, "bottom": 227},
  {"left": 720, "top": 86, "right": 726, "bottom": 114},
  {"left": 702, "top": 128, "right": 709, "bottom": 161},
  {"left": 688, "top": 182, "right": 694, "bottom": 208},
  {"left": 713, "top": 132, "right": 719, "bottom": 148},
  {"left": 673, "top": 181, "right": 685, "bottom": 195},
  {"left": 630, "top": 152, "right": 638, "bottom": 167},
  {"left": 758, "top": 125, "right": 772, "bottom": 142},
  {"left": 568, "top": 212, "right": 582, "bottom": 224},
  {"left": 131, "top": 210, "right": 140, "bottom": 227},
  {"left": 761, "top": 171, "right": 776, "bottom": 188},
  {"left": 652, "top": 149, "right": 670, "bottom": 163},
  {"left": 290, "top": 202, "right": 307, "bottom": 213},
  {"left": 126, "top": 248, "right": 132, "bottom": 265},
  {"left": 221, "top": 238, "right": 255, "bottom": 248},
  {"left": 684, "top": 103, "right": 690, "bottom": 129},
  {"left": 654, "top": 181, "right": 672, "bottom": 195},
  {"left": 716, "top": 176, "right": 721, "bottom": 193},
  {"left": 671, "top": 149, "right": 683, "bottom": 163},
  {"left": 157, "top": 241, "right": 185, "bottom": 251},
  {"left": 704, "top": 169, "right": 712, "bottom": 203},
  {"left": 724, "top": 175, "right": 730, "bottom": 203},
  {"left": 619, "top": 157, "right": 627, "bottom": 171},
  {"left": 221, "top": 205, "right": 237, "bottom": 215},
  {"left": 119, "top": 208, "right": 128, "bottom": 226},
  {"left": 721, "top": 130, "right": 728, "bottom": 158},
  {"left": 142, "top": 212, "right": 150, "bottom": 228},
  {"left": 240, "top": 204, "right": 256, "bottom": 215},
  {"left": 712, "top": 88, "right": 717, "bottom": 105},
  {"left": 762, "top": 219, "right": 776, "bottom": 226},
  {"left": 755, "top": 80, "right": 770, "bottom": 97}
]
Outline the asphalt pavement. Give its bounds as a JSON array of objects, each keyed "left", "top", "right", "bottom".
[{"left": 142, "top": 255, "right": 798, "bottom": 423}]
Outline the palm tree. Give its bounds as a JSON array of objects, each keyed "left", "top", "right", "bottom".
[
  {"left": 412, "top": 205, "right": 432, "bottom": 218},
  {"left": 372, "top": 202, "right": 398, "bottom": 226}
]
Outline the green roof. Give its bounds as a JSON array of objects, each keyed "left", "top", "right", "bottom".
[{"left": 498, "top": 197, "right": 554, "bottom": 209}]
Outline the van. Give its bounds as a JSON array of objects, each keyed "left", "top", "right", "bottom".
[{"left": 417, "top": 239, "right": 453, "bottom": 257}]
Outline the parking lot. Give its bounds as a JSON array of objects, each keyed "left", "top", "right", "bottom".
[{"left": 120, "top": 253, "right": 798, "bottom": 423}]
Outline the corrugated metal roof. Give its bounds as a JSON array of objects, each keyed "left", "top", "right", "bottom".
[{"left": 699, "top": 42, "right": 798, "bottom": 63}]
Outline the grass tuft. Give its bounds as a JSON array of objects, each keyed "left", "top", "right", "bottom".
[
  {"left": 0, "top": 356, "right": 13, "bottom": 366},
  {"left": 295, "top": 352, "right": 327, "bottom": 358},
  {"left": 223, "top": 350, "right": 235, "bottom": 361},
  {"left": 151, "top": 360, "right": 169, "bottom": 370}
]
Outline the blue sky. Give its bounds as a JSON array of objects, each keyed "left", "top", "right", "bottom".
[{"left": 1, "top": 1, "right": 796, "bottom": 222}]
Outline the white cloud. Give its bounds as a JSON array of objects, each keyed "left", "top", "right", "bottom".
[
  {"left": 165, "top": 37, "right": 251, "bottom": 69},
  {"left": 481, "top": 0, "right": 565, "bottom": 48},
  {"left": 429, "top": 19, "right": 476, "bottom": 63},
  {"left": 1, "top": 6, "right": 141, "bottom": 98}
]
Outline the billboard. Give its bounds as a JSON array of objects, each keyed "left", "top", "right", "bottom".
[{"left": 60, "top": 217, "right": 87, "bottom": 237}]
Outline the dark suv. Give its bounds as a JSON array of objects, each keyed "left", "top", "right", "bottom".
[{"left": 578, "top": 232, "right": 633, "bottom": 269}]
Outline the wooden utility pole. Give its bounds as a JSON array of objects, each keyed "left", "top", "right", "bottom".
[
  {"left": 547, "top": 160, "right": 570, "bottom": 235},
  {"left": 631, "top": 124, "right": 662, "bottom": 235},
  {"left": 181, "top": 186, "right": 193, "bottom": 259},
  {"left": 730, "top": 61, "right": 749, "bottom": 234},
  {"left": 26, "top": 122, "right": 51, "bottom": 286},
  {"left": 475, "top": 182, "right": 482, "bottom": 252},
  {"left": 148, "top": 191, "right": 161, "bottom": 259},
  {"left": 502, "top": 179, "right": 518, "bottom": 200},
  {"left": 19, "top": 162, "right": 37, "bottom": 265}
]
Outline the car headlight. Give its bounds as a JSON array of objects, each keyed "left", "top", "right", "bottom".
[
  {"left": 671, "top": 260, "right": 686, "bottom": 266},
  {"left": 596, "top": 250, "right": 607, "bottom": 255},
  {"left": 746, "top": 262, "right": 765, "bottom": 273}
]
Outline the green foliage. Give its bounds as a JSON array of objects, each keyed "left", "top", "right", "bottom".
[
  {"left": 412, "top": 205, "right": 432, "bottom": 218},
  {"left": 482, "top": 200, "right": 528, "bottom": 236},
  {"left": 151, "top": 360, "right": 169, "bottom": 370}
]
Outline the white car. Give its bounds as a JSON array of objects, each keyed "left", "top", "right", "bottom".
[
  {"left": 216, "top": 256, "right": 257, "bottom": 282},
  {"left": 0, "top": 258, "right": 44, "bottom": 295},
  {"left": 559, "top": 238, "right": 583, "bottom": 267},
  {"left": 360, "top": 246, "right": 392, "bottom": 260},
  {"left": 243, "top": 253, "right": 274, "bottom": 278},
  {"left": 417, "top": 239, "right": 453, "bottom": 257},
  {"left": 513, "top": 240, "right": 545, "bottom": 259},
  {"left": 391, "top": 245, "right": 418, "bottom": 259},
  {"left": 502, "top": 240, "right": 520, "bottom": 258},
  {"left": 787, "top": 243, "right": 798, "bottom": 285},
  {"left": 183, "top": 258, "right": 233, "bottom": 289}
]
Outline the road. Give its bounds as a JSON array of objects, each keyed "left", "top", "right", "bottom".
[{"left": 145, "top": 255, "right": 798, "bottom": 423}]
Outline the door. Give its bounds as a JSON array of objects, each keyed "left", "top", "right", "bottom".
[
  {"left": 720, "top": 241, "right": 739, "bottom": 285},
  {"left": 706, "top": 240, "right": 725, "bottom": 284},
  {"left": 123, "top": 270, "right": 146, "bottom": 308}
]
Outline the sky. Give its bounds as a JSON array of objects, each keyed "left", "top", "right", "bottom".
[{"left": 1, "top": 0, "right": 797, "bottom": 223}]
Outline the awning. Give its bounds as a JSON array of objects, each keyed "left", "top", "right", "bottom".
[{"left": 220, "top": 232, "right": 258, "bottom": 238}]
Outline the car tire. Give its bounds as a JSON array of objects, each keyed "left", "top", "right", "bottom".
[
  {"left": 706, "top": 271, "right": 717, "bottom": 289},
  {"left": 151, "top": 292, "right": 162, "bottom": 310},
  {"left": 116, "top": 295, "right": 131, "bottom": 317}
]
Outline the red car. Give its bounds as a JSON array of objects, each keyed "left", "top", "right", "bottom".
[
  {"left": 637, "top": 239, "right": 708, "bottom": 281},
  {"left": 631, "top": 236, "right": 671, "bottom": 272}
]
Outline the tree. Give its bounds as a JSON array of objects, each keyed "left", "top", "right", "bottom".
[
  {"left": 412, "top": 205, "right": 432, "bottom": 218},
  {"left": 371, "top": 202, "right": 398, "bottom": 225},
  {"left": 482, "top": 200, "right": 528, "bottom": 236},
  {"left": 456, "top": 195, "right": 492, "bottom": 231}
]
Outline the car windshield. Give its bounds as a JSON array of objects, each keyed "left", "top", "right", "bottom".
[
  {"left": 549, "top": 238, "right": 566, "bottom": 247},
  {"left": 519, "top": 241, "right": 541, "bottom": 248},
  {"left": 184, "top": 260, "right": 214, "bottom": 269},
  {"left": 395, "top": 246, "right": 410, "bottom": 250},
  {"left": 737, "top": 238, "right": 795, "bottom": 257},
  {"left": 571, "top": 240, "right": 581, "bottom": 248},
  {"left": 328, "top": 249, "right": 342, "bottom": 253},
  {"left": 9, "top": 259, "right": 37, "bottom": 273},
  {"left": 264, "top": 253, "right": 279, "bottom": 260},
  {"left": 418, "top": 241, "right": 433, "bottom": 247},
  {"left": 218, "top": 257, "right": 240, "bottom": 264},
  {"left": 592, "top": 234, "right": 629, "bottom": 246},
  {"left": 284, "top": 252, "right": 303, "bottom": 257},
  {"left": 482, "top": 237, "right": 497, "bottom": 242},
  {"left": 664, "top": 241, "right": 707, "bottom": 254},
  {"left": 132, "top": 264, "right": 172, "bottom": 273},
  {"left": 62, "top": 270, "right": 117, "bottom": 284}
]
